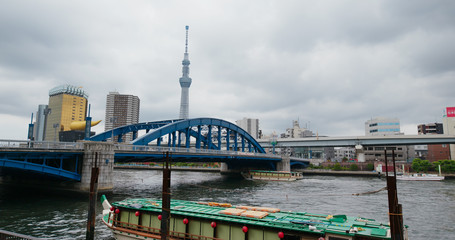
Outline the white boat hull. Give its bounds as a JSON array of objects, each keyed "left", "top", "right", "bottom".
[{"left": 397, "top": 175, "right": 444, "bottom": 181}]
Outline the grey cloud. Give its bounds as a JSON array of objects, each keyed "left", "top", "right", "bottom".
[{"left": 1, "top": 0, "right": 454, "bottom": 140}]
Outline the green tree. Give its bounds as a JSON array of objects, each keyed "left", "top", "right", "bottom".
[
  {"left": 333, "top": 163, "right": 342, "bottom": 171},
  {"left": 366, "top": 163, "right": 375, "bottom": 171},
  {"left": 433, "top": 160, "right": 455, "bottom": 173},
  {"left": 349, "top": 164, "right": 359, "bottom": 171},
  {"left": 411, "top": 158, "right": 433, "bottom": 172}
]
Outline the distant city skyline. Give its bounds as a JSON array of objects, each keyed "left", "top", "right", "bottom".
[{"left": 1, "top": 1, "right": 455, "bottom": 140}]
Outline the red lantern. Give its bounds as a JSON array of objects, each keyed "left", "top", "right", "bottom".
[
  {"left": 115, "top": 209, "right": 120, "bottom": 214},
  {"left": 278, "top": 232, "right": 285, "bottom": 239},
  {"left": 242, "top": 226, "right": 248, "bottom": 233},
  {"left": 135, "top": 211, "right": 140, "bottom": 217},
  {"left": 211, "top": 222, "right": 217, "bottom": 228},
  {"left": 110, "top": 206, "right": 114, "bottom": 211},
  {"left": 158, "top": 215, "right": 162, "bottom": 220},
  {"left": 183, "top": 218, "right": 189, "bottom": 224}
]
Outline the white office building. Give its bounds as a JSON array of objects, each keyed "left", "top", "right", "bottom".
[
  {"left": 365, "top": 117, "right": 400, "bottom": 136},
  {"left": 364, "top": 117, "right": 414, "bottom": 162}
]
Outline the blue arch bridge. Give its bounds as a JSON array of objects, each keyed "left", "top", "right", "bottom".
[{"left": 0, "top": 118, "right": 306, "bottom": 192}]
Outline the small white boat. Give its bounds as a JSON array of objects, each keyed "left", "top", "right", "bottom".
[
  {"left": 396, "top": 173, "right": 444, "bottom": 181},
  {"left": 397, "top": 165, "right": 444, "bottom": 181}
]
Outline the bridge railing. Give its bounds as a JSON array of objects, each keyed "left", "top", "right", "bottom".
[
  {"left": 0, "top": 140, "right": 83, "bottom": 150},
  {"left": 0, "top": 139, "right": 280, "bottom": 159},
  {"left": 114, "top": 144, "right": 280, "bottom": 159}
]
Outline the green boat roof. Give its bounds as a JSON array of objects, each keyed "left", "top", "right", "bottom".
[{"left": 111, "top": 198, "right": 392, "bottom": 239}]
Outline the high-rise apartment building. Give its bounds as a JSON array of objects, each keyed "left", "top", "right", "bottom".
[
  {"left": 442, "top": 106, "right": 455, "bottom": 160},
  {"left": 105, "top": 92, "right": 140, "bottom": 142},
  {"left": 44, "top": 85, "right": 88, "bottom": 142},
  {"left": 236, "top": 118, "right": 260, "bottom": 139}
]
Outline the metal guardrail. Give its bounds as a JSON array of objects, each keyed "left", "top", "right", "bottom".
[
  {"left": 114, "top": 144, "right": 280, "bottom": 159},
  {"left": 0, "top": 139, "right": 83, "bottom": 150},
  {"left": 0, "top": 229, "right": 47, "bottom": 240}
]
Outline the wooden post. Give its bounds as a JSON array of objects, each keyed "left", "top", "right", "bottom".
[
  {"left": 86, "top": 152, "right": 99, "bottom": 240},
  {"left": 161, "top": 152, "right": 171, "bottom": 240},
  {"left": 385, "top": 150, "right": 404, "bottom": 240}
]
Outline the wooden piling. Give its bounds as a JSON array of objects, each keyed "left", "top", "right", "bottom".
[
  {"left": 160, "top": 152, "right": 171, "bottom": 240},
  {"left": 86, "top": 152, "right": 99, "bottom": 240},
  {"left": 384, "top": 150, "right": 404, "bottom": 240}
]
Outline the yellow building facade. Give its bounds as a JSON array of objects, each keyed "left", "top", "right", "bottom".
[{"left": 44, "top": 85, "right": 88, "bottom": 142}]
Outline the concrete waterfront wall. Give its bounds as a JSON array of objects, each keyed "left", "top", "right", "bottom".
[{"left": 75, "top": 141, "right": 115, "bottom": 192}]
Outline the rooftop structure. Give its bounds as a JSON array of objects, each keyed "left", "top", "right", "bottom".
[{"left": 49, "top": 84, "right": 89, "bottom": 98}]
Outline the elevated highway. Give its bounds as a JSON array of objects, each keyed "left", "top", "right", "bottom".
[{"left": 257, "top": 134, "right": 455, "bottom": 147}]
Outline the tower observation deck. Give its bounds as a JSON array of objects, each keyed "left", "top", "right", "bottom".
[{"left": 179, "top": 25, "right": 192, "bottom": 119}]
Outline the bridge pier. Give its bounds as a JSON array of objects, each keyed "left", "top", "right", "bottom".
[
  {"left": 75, "top": 141, "right": 115, "bottom": 192},
  {"left": 276, "top": 156, "right": 291, "bottom": 172},
  {"left": 219, "top": 156, "right": 290, "bottom": 175},
  {"left": 219, "top": 163, "right": 241, "bottom": 176}
]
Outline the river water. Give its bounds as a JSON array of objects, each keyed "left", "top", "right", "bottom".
[{"left": 0, "top": 169, "right": 454, "bottom": 239}]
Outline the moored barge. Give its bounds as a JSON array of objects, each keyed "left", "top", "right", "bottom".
[{"left": 101, "top": 195, "right": 407, "bottom": 240}]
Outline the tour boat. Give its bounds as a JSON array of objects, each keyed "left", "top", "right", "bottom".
[
  {"left": 241, "top": 170, "right": 303, "bottom": 181},
  {"left": 101, "top": 195, "right": 408, "bottom": 240}
]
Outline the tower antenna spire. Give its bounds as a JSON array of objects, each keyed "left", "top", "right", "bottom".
[{"left": 185, "top": 25, "right": 189, "bottom": 54}]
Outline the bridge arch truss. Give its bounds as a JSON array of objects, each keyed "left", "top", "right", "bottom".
[
  {"left": 89, "top": 119, "right": 181, "bottom": 143},
  {"left": 92, "top": 118, "right": 266, "bottom": 153}
]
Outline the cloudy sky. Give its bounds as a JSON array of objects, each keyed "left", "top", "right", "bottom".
[{"left": 1, "top": 0, "right": 454, "bottom": 140}]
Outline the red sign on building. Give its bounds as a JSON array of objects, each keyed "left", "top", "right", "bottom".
[{"left": 447, "top": 107, "right": 455, "bottom": 117}]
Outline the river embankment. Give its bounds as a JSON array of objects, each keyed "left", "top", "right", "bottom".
[
  {"left": 113, "top": 164, "right": 455, "bottom": 179},
  {"left": 299, "top": 169, "right": 455, "bottom": 179}
]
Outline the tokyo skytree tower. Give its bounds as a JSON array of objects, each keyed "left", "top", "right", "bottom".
[{"left": 179, "top": 25, "right": 192, "bottom": 119}]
